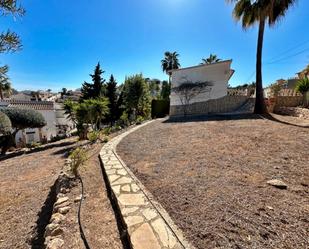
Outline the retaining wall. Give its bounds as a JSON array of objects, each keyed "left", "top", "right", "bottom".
[
  {"left": 170, "top": 95, "right": 248, "bottom": 117},
  {"left": 274, "top": 96, "right": 303, "bottom": 111}
]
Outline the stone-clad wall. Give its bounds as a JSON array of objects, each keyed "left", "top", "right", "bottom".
[
  {"left": 275, "top": 96, "right": 303, "bottom": 111},
  {"left": 170, "top": 95, "right": 248, "bottom": 117}
]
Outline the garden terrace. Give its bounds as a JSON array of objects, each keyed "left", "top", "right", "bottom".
[{"left": 117, "top": 114, "right": 309, "bottom": 249}]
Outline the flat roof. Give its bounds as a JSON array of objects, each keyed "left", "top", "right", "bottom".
[{"left": 168, "top": 59, "right": 233, "bottom": 73}]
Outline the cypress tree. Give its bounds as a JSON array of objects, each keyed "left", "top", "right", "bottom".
[
  {"left": 106, "top": 74, "right": 118, "bottom": 123},
  {"left": 81, "top": 62, "right": 105, "bottom": 100}
]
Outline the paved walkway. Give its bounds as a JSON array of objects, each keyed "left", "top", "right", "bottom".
[{"left": 100, "top": 121, "right": 195, "bottom": 249}]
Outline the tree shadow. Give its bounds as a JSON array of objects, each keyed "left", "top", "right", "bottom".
[
  {"left": 0, "top": 140, "right": 77, "bottom": 162},
  {"left": 164, "top": 113, "right": 262, "bottom": 123},
  {"left": 163, "top": 112, "right": 309, "bottom": 129},
  {"left": 261, "top": 113, "right": 309, "bottom": 128}
]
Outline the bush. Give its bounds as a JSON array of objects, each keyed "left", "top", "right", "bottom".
[
  {"left": 295, "top": 77, "right": 309, "bottom": 94},
  {"left": 0, "top": 111, "right": 12, "bottom": 135},
  {"left": 151, "top": 99, "right": 170, "bottom": 118},
  {"left": 87, "top": 130, "right": 100, "bottom": 143},
  {"left": 0, "top": 107, "right": 46, "bottom": 131},
  {"left": 295, "top": 77, "right": 309, "bottom": 107},
  {"left": 136, "top": 116, "right": 144, "bottom": 125},
  {"left": 120, "top": 112, "right": 130, "bottom": 127},
  {"left": 27, "top": 142, "right": 41, "bottom": 149},
  {"left": 69, "top": 147, "right": 87, "bottom": 177}
]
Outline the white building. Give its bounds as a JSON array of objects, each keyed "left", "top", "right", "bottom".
[
  {"left": 0, "top": 100, "right": 74, "bottom": 145},
  {"left": 169, "top": 60, "right": 235, "bottom": 109}
]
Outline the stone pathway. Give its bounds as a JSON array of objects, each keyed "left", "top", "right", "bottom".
[{"left": 100, "top": 121, "right": 195, "bottom": 249}]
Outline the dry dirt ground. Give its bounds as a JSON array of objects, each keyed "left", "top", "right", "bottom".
[
  {"left": 0, "top": 138, "right": 123, "bottom": 249},
  {"left": 117, "top": 114, "right": 309, "bottom": 249},
  {"left": 66, "top": 142, "right": 124, "bottom": 249}
]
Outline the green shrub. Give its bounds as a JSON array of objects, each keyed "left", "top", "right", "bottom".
[
  {"left": 87, "top": 130, "right": 100, "bottom": 143},
  {"left": 151, "top": 99, "right": 170, "bottom": 118},
  {"left": 27, "top": 142, "right": 41, "bottom": 149},
  {"left": 0, "top": 111, "right": 12, "bottom": 135},
  {"left": 69, "top": 147, "right": 88, "bottom": 177},
  {"left": 0, "top": 107, "right": 46, "bottom": 130},
  {"left": 103, "top": 127, "right": 112, "bottom": 135},
  {"left": 120, "top": 112, "right": 129, "bottom": 127},
  {"left": 295, "top": 77, "right": 309, "bottom": 94},
  {"left": 295, "top": 77, "right": 309, "bottom": 107},
  {"left": 136, "top": 116, "right": 144, "bottom": 125},
  {"left": 103, "top": 137, "right": 109, "bottom": 143}
]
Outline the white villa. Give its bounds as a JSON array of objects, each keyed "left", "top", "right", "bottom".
[
  {"left": 169, "top": 60, "right": 237, "bottom": 116},
  {"left": 0, "top": 100, "right": 74, "bottom": 145}
]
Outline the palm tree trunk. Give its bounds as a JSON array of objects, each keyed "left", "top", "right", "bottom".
[
  {"left": 0, "top": 89, "right": 3, "bottom": 100},
  {"left": 254, "top": 17, "right": 267, "bottom": 114}
]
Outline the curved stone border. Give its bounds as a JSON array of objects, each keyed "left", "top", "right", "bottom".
[{"left": 100, "top": 121, "right": 196, "bottom": 249}]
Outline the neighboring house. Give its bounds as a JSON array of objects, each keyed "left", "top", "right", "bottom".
[
  {"left": 0, "top": 100, "right": 74, "bottom": 145},
  {"left": 169, "top": 60, "right": 235, "bottom": 115},
  {"left": 297, "top": 64, "right": 309, "bottom": 79},
  {"left": 8, "top": 93, "right": 32, "bottom": 101},
  {"left": 60, "top": 90, "right": 82, "bottom": 102}
]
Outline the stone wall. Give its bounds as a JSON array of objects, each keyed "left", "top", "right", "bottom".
[
  {"left": 274, "top": 96, "right": 303, "bottom": 112},
  {"left": 170, "top": 95, "right": 249, "bottom": 117}
]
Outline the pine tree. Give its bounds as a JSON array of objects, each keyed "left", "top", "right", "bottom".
[
  {"left": 81, "top": 63, "right": 105, "bottom": 100},
  {"left": 106, "top": 74, "right": 118, "bottom": 124}
]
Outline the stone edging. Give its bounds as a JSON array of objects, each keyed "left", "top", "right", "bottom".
[{"left": 99, "top": 120, "right": 196, "bottom": 249}]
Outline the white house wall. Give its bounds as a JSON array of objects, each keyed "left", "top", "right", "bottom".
[
  {"left": 15, "top": 109, "right": 57, "bottom": 144},
  {"left": 170, "top": 61, "right": 233, "bottom": 106}
]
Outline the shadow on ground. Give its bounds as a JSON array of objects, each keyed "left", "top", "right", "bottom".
[
  {"left": 164, "top": 113, "right": 262, "bottom": 123},
  {"left": 164, "top": 113, "right": 309, "bottom": 128},
  {"left": 0, "top": 140, "right": 77, "bottom": 162}
]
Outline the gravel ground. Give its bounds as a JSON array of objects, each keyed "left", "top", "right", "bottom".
[{"left": 117, "top": 114, "right": 309, "bottom": 249}]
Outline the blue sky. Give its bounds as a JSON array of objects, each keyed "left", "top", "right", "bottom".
[{"left": 1, "top": 0, "right": 309, "bottom": 91}]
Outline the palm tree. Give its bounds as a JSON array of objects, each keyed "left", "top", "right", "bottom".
[
  {"left": 228, "top": 0, "right": 296, "bottom": 114},
  {"left": 201, "top": 54, "right": 221, "bottom": 64},
  {"left": 0, "top": 65, "right": 12, "bottom": 99},
  {"left": 161, "top": 51, "right": 180, "bottom": 84}
]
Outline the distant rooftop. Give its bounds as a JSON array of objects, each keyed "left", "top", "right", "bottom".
[{"left": 0, "top": 100, "right": 54, "bottom": 111}]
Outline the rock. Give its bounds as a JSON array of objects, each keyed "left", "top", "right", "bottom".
[
  {"left": 60, "top": 188, "right": 70, "bottom": 194},
  {"left": 267, "top": 179, "right": 288, "bottom": 189},
  {"left": 266, "top": 206, "right": 274, "bottom": 211},
  {"left": 45, "top": 223, "right": 63, "bottom": 237},
  {"left": 55, "top": 197, "right": 69, "bottom": 206},
  {"left": 50, "top": 213, "right": 65, "bottom": 224},
  {"left": 54, "top": 201, "right": 70, "bottom": 212},
  {"left": 58, "top": 206, "right": 71, "bottom": 214},
  {"left": 74, "top": 195, "right": 82, "bottom": 202},
  {"left": 46, "top": 238, "right": 64, "bottom": 249}
]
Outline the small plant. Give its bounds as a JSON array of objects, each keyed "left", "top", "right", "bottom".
[
  {"left": 136, "top": 116, "right": 144, "bottom": 125},
  {"left": 27, "top": 142, "right": 41, "bottom": 149},
  {"left": 295, "top": 77, "right": 309, "bottom": 107},
  {"left": 69, "top": 147, "right": 87, "bottom": 177},
  {"left": 295, "top": 77, "right": 309, "bottom": 94},
  {"left": 87, "top": 130, "right": 99, "bottom": 143},
  {"left": 120, "top": 112, "right": 130, "bottom": 127},
  {"left": 103, "top": 137, "right": 109, "bottom": 143},
  {"left": 103, "top": 127, "right": 112, "bottom": 135}
]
